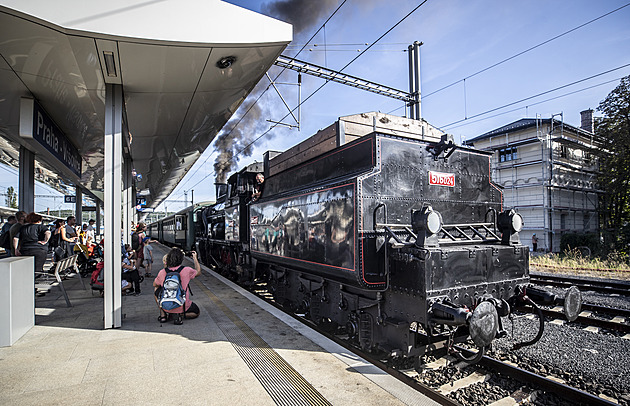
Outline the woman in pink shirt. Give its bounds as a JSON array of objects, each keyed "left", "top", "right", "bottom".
[{"left": 153, "top": 248, "right": 201, "bottom": 325}]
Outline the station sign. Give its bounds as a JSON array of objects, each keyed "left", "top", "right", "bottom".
[
  {"left": 64, "top": 195, "right": 76, "bottom": 203},
  {"left": 136, "top": 197, "right": 147, "bottom": 206},
  {"left": 19, "top": 97, "right": 82, "bottom": 177},
  {"left": 139, "top": 208, "right": 154, "bottom": 213}
]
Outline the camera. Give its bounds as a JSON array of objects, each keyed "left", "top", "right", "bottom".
[{"left": 184, "top": 250, "right": 195, "bottom": 257}]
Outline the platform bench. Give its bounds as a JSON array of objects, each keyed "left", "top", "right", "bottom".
[{"left": 34, "top": 254, "right": 86, "bottom": 307}]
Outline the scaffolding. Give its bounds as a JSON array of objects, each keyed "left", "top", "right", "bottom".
[{"left": 471, "top": 114, "right": 602, "bottom": 252}]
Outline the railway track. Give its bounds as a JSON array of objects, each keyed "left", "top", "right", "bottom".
[
  {"left": 454, "top": 347, "right": 618, "bottom": 405},
  {"left": 248, "top": 280, "right": 620, "bottom": 406},
  {"left": 521, "top": 305, "right": 630, "bottom": 334},
  {"left": 530, "top": 272, "right": 630, "bottom": 296}
]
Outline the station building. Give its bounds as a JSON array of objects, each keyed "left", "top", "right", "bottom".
[{"left": 465, "top": 110, "right": 601, "bottom": 253}]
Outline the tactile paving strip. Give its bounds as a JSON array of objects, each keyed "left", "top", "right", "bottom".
[{"left": 194, "top": 278, "right": 332, "bottom": 406}]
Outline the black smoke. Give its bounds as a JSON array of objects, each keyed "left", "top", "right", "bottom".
[{"left": 262, "top": 0, "right": 340, "bottom": 33}]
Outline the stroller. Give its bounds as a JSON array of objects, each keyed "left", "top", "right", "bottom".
[
  {"left": 76, "top": 243, "right": 102, "bottom": 277},
  {"left": 90, "top": 261, "right": 105, "bottom": 295}
]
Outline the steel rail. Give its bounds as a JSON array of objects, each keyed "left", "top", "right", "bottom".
[
  {"left": 529, "top": 273, "right": 630, "bottom": 296},
  {"left": 455, "top": 346, "right": 617, "bottom": 406},
  {"left": 535, "top": 307, "right": 630, "bottom": 334},
  {"left": 582, "top": 303, "right": 630, "bottom": 318}
]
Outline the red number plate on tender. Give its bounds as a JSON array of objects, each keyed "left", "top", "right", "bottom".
[{"left": 428, "top": 171, "right": 455, "bottom": 187}]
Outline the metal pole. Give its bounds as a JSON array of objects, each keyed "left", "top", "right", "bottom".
[
  {"left": 408, "top": 44, "right": 414, "bottom": 120},
  {"left": 413, "top": 41, "right": 422, "bottom": 120}
]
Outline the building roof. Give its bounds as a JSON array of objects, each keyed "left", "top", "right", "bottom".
[{"left": 465, "top": 118, "right": 593, "bottom": 146}]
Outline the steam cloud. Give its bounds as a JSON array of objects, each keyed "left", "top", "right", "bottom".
[{"left": 212, "top": 0, "right": 341, "bottom": 185}]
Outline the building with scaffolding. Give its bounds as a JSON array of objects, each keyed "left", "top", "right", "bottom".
[{"left": 465, "top": 110, "right": 601, "bottom": 253}]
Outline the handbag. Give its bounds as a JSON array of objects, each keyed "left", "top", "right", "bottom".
[{"left": 54, "top": 245, "right": 66, "bottom": 260}]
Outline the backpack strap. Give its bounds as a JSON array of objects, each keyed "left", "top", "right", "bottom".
[{"left": 174, "top": 265, "right": 193, "bottom": 296}]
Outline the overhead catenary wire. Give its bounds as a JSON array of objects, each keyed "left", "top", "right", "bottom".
[
  {"left": 445, "top": 76, "right": 626, "bottom": 131},
  {"left": 424, "top": 1, "right": 630, "bottom": 99},
  {"left": 167, "top": 0, "right": 350, "bottom": 205},
  {"left": 182, "top": 0, "right": 431, "bottom": 196},
  {"left": 439, "top": 63, "right": 630, "bottom": 129}
]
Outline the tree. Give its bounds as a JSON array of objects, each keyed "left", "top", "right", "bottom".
[
  {"left": 596, "top": 75, "right": 630, "bottom": 254},
  {"left": 5, "top": 186, "right": 17, "bottom": 209}
]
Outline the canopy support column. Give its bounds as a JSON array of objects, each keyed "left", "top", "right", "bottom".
[
  {"left": 96, "top": 200, "right": 102, "bottom": 240},
  {"left": 104, "top": 84, "right": 123, "bottom": 329},
  {"left": 75, "top": 188, "right": 83, "bottom": 224},
  {"left": 18, "top": 146, "right": 35, "bottom": 213}
]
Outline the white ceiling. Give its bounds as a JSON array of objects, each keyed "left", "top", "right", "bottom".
[{"left": 0, "top": 0, "right": 292, "bottom": 206}]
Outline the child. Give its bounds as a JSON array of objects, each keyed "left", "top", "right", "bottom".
[{"left": 142, "top": 237, "right": 154, "bottom": 277}]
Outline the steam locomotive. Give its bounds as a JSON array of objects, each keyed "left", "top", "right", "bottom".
[{"left": 151, "top": 112, "right": 581, "bottom": 362}]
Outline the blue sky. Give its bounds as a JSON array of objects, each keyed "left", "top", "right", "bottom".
[{"left": 5, "top": 0, "right": 630, "bottom": 216}]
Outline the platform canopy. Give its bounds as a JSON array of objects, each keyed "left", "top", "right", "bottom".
[{"left": 0, "top": 0, "right": 292, "bottom": 206}]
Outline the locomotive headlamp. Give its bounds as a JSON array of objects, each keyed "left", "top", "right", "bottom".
[
  {"left": 425, "top": 210, "right": 443, "bottom": 234},
  {"left": 412, "top": 206, "right": 443, "bottom": 235},
  {"left": 412, "top": 206, "right": 443, "bottom": 247},
  {"left": 497, "top": 209, "right": 523, "bottom": 233},
  {"left": 497, "top": 209, "right": 524, "bottom": 245}
]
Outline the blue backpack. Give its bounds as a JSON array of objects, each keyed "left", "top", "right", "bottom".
[{"left": 159, "top": 266, "right": 187, "bottom": 312}]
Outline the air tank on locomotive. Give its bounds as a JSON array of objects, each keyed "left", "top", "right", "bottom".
[{"left": 248, "top": 112, "right": 581, "bottom": 359}]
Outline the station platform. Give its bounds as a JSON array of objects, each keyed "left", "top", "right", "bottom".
[{"left": 0, "top": 244, "right": 438, "bottom": 406}]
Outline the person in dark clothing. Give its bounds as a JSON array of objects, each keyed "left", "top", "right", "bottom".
[
  {"left": 51, "top": 219, "right": 66, "bottom": 262},
  {"left": 9, "top": 211, "right": 26, "bottom": 256},
  {"left": 14, "top": 212, "right": 51, "bottom": 274},
  {"left": 122, "top": 256, "right": 141, "bottom": 295},
  {"left": 62, "top": 216, "right": 78, "bottom": 256},
  {"left": 1, "top": 215, "right": 16, "bottom": 256}
]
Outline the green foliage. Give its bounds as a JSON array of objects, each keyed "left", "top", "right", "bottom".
[
  {"left": 596, "top": 74, "right": 630, "bottom": 253},
  {"left": 560, "top": 232, "right": 601, "bottom": 256},
  {"left": 5, "top": 186, "right": 17, "bottom": 209}
]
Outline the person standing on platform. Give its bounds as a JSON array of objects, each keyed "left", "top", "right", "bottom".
[
  {"left": 62, "top": 216, "right": 79, "bottom": 256},
  {"left": 14, "top": 212, "right": 51, "bottom": 274},
  {"left": 8, "top": 211, "right": 26, "bottom": 256},
  {"left": 132, "top": 223, "right": 147, "bottom": 269},
  {"left": 86, "top": 219, "right": 96, "bottom": 243},
  {"left": 0, "top": 215, "right": 17, "bottom": 256},
  {"left": 50, "top": 219, "right": 66, "bottom": 262},
  {"left": 142, "top": 237, "right": 154, "bottom": 277}
]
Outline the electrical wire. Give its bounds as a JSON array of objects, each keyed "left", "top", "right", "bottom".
[
  {"left": 424, "top": 2, "right": 630, "bottom": 99},
  {"left": 446, "top": 76, "right": 625, "bottom": 131},
  {"left": 182, "top": 1, "right": 431, "bottom": 196},
  {"left": 166, "top": 1, "right": 350, "bottom": 206},
  {"left": 440, "top": 63, "right": 630, "bottom": 129},
  {"left": 233, "top": 0, "right": 431, "bottom": 160}
]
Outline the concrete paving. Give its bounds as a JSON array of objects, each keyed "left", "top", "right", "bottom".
[{"left": 0, "top": 244, "right": 439, "bottom": 406}]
